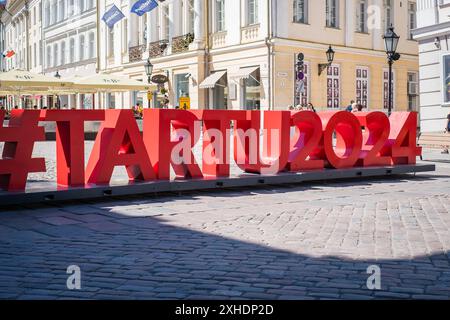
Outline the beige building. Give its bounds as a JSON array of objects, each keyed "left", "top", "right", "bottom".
[{"left": 98, "top": 0, "right": 419, "bottom": 112}]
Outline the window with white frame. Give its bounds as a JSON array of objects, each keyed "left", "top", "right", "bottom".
[
  {"left": 80, "top": 0, "right": 85, "bottom": 13},
  {"left": 384, "top": 0, "right": 394, "bottom": 30},
  {"left": 326, "top": 65, "right": 340, "bottom": 108},
  {"left": 356, "top": 0, "right": 367, "bottom": 33},
  {"left": 408, "top": 2, "right": 416, "bottom": 40},
  {"left": 58, "top": 0, "right": 64, "bottom": 22},
  {"left": 60, "top": 41, "right": 65, "bottom": 65},
  {"left": 68, "top": 0, "right": 74, "bottom": 16},
  {"left": 53, "top": 43, "right": 58, "bottom": 67},
  {"left": 295, "top": 62, "right": 310, "bottom": 106},
  {"left": 79, "top": 35, "right": 85, "bottom": 61},
  {"left": 356, "top": 66, "right": 369, "bottom": 108},
  {"left": 44, "top": 2, "right": 50, "bottom": 26},
  {"left": 407, "top": 71, "right": 418, "bottom": 111},
  {"left": 442, "top": 54, "right": 450, "bottom": 104},
  {"left": 383, "top": 68, "right": 395, "bottom": 110},
  {"left": 122, "top": 19, "right": 128, "bottom": 53},
  {"left": 293, "top": 0, "right": 308, "bottom": 24},
  {"left": 51, "top": 1, "right": 57, "bottom": 24},
  {"left": 163, "top": 5, "right": 169, "bottom": 39},
  {"left": 69, "top": 38, "right": 75, "bottom": 63},
  {"left": 215, "top": 0, "right": 226, "bottom": 32},
  {"left": 33, "top": 43, "right": 37, "bottom": 68},
  {"left": 326, "top": 0, "right": 338, "bottom": 28},
  {"left": 188, "top": 0, "right": 195, "bottom": 34},
  {"left": 88, "top": 32, "right": 95, "bottom": 58},
  {"left": 247, "top": 0, "right": 258, "bottom": 25}
]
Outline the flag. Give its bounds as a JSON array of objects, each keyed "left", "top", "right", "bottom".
[
  {"left": 131, "top": 0, "right": 158, "bottom": 17},
  {"left": 102, "top": 5, "right": 125, "bottom": 29},
  {"left": 2, "top": 50, "right": 15, "bottom": 58},
  {"left": 0, "top": 0, "right": 7, "bottom": 6}
]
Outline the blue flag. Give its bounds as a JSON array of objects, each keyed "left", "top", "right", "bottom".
[
  {"left": 0, "top": 0, "right": 7, "bottom": 6},
  {"left": 102, "top": 5, "right": 125, "bottom": 28},
  {"left": 131, "top": 0, "right": 158, "bottom": 17}
]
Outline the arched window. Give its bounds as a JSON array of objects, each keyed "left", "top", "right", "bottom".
[
  {"left": 69, "top": 38, "right": 75, "bottom": 63},
  {"left": 88, "top": 32, "right": 95, "bottom": 58},
  {"left": 79, "top": 35, "right": 85, "bottom": 61},
  {"left": 60, "top": 41, "right": 66, "bottom": 65},
  {"left": 53, "top": 43, "right": 58, "bottom": 67}
]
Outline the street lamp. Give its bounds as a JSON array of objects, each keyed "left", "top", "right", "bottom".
[
  {"left": 54, "top": 71, "right": 61, "bottom": 109},
  {"left": 144, "top": 58, "right": 154, "bottom": 109},
  {"left": 318, "top": 45, "right": 335, "bottom": 76},
  {"left": 295, "top": 53, "right": 305, "bottom": 106},
  {"left": 383, "top": 26, "right": 400, "bottom": 116}
]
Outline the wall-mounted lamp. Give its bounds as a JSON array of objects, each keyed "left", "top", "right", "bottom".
[{"left": 318, "top": 45, "right": 335, "bottom": 76}]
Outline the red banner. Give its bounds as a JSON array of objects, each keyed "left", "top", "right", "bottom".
[{"left": 0, "top": 109, "right": 422, "bottom": 191}]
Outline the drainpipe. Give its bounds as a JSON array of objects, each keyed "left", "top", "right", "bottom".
[
  {"left": 265, "top": 0, "right": 274, "bottom": 110},
  {"left": 204, "top": 0, "right": 209, "bottom": 109},
  {"left": 96, "top": 0, "right": 101, "bottom": 73}
]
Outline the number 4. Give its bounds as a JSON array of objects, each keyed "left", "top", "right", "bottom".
[{"left": 388, "top": 112, "right": 422, "bottom": 165}]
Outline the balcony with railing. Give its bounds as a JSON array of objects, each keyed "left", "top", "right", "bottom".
[
  {"left": 241, "top": 24, "right": 260, "bottom": 44},
  {"left": 129, "top": 44, "right": 146, "bottom": 63},
  {"left": 148, "top": 40, "right": 169, "bottom": 58},
  {"left": 171, "top": 33, "right": 195, "bottom": 54}
]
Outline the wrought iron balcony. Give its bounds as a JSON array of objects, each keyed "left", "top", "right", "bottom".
[
  {"left": 129, "top": 44, "right": 146, "bottom": 63},
  {"left": 149, "top": 40, "right": 169, "bottom": 58},
  {"left": 171, "top": 33, "right": 195, "bottom": 54}
]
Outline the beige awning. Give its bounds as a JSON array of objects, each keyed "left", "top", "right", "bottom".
[
  {"left": 0, "top": 69, "right": 73, "bottom": 88},
  {"left": 199, "top": 71, "right": 227, "bottom": 89},
  {"left": 232, "top": 66, "right": 260, "bottom": 81},
  {"left": 71, "top": 74, "right": 157, "bottom": 92}
]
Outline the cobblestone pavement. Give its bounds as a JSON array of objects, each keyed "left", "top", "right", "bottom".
[{"left": 0, "top": 147, "right": 450, "bottom": 299}]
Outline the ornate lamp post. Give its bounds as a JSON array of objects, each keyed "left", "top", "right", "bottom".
[
  {"left": 144, "top": 58, "right": 154, "bottom": 109},
  {"left": 318, "top": 45, "right": 335, "bottom": 76},
  {"left": 383, "top": 26, "right": 400, "bottom": 116}
]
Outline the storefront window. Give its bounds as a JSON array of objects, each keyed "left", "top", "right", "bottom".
[
  {"left": 443, "top": 55, "right": 450, "bottom": 104},
  {"left": 175, "top": 74, "right": 190, "bottom": 107},
  {"left": 243, "top": 72, "right": 261, "bottom": 110}
]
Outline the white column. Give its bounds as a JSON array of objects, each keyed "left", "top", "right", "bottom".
[{"left": 190, "top": 0, "right": 204, "bottom": 49}]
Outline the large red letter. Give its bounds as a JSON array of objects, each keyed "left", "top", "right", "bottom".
[
  {"left": 233, "top": 111, "right": 291, "bottom": 174},
  {"left": 143, "top": 109, "right": 202, "bottom": 180},
  {"left": 85, "top": 110, "right": 155, "bottom": 185},
  {"left": 43, "top": 110, "right": 104, "bottom": 187}
]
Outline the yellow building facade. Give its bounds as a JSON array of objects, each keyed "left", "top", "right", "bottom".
[{"left": 98, "top": 0, "right": 419, "bottom": 112}]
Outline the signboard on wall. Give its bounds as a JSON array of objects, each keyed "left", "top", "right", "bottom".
[{"left": 179, "top": 97, "right": 190, "bottom": 110}]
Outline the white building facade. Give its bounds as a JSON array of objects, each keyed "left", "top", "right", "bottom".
[{"left": 413, "top": 0, "right": 450, "bottom": 132}]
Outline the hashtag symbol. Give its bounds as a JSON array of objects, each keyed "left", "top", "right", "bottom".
[{"left": 0, "top": 110, "right": 46, "bottom": 191}]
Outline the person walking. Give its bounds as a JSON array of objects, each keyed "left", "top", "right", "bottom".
[{"left": 346, "top": 100, "right": 355, "bottom": 112}]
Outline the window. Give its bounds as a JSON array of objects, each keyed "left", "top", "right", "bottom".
[
  {"left": 163, "top": 6, "right": 170, "bottom": 39},
  {"left": 44, "top": 2, "right": 50, "bottom": 26},
  {"left": 33, "top": 43, "right": 37, "bottom": 68},
  {"left": 247, "top": 0, "right": 258, "bottom": 25},
  {"left": 326, "top": 0, "right": 338, "bottom": 28},
  {"left": 79, "top": 35, "right": 85, "bottom": 61},
  {"left": 408, "top": 2, "right": 416, "bottom": 40},
  {"left": 69, "top": 38, "right": 75, "bottom": 62},
  {"left": 88, "top": 32, "right": 95, "bottom": 58},
  {"left": 356, "top": 67, "right": 369, "bottom": 109},
  {"left": 356, "top": 0, "right": 367, "bottom": 33},
  {"left": 407, "top": 71, "right": 418, "bottom": 111},
  {"left": 326, "top": 65, "right": 340, "bottom": 108},
  {"left": 295, "top": 62, "right": 310, "bottom": 106},
  {"left": 58, "top": 0, "right": 64, "bottom": 22},
  {"left": 383, "top": 68, "right": 395, "bottom": 110},
  {"left": 243, "top": 69, "right": 261, "bottom": 110},
  {"left": 293, "top": 0, "right": 308, "bottom": 24},
  {"left": 51, "top": 1, "right": 57, "bottom": 24},
  {"left": 108, "top": 27, "right": 114, "bottom": 57},
  {"left": 53, "top": 43, "right": 58, "bottom": 67},
  {"left": 442, "top": 54, "right": 450, "bottom": 104},
  {"left": 39, "top": 40, "right": 43, "bottom": 65},
  {"left": 80, "top": 0, "right": 85, "bottom": 13},
  {"left": 215, "top": 0, "right": 225, "bottom": 32},
  {"left": 122, "top": 19, "right": 128, "bottom": 52},
  {"left": 385, "top": 0, "right": 393, "bottom": 30},
  {"left": 175, "top": 74, "right": 190, "bottom": 106},
  {"left": 60, "top": 41, "right": 65, "bottom": 65},
  {"left": 188, "top": 0, "right": 195, "bottom": 34},
  {"left": 68, "top": 0, "right": 74, "bottom": 16}
]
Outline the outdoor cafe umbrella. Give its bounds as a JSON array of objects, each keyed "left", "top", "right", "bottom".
[
  {"left": 0, "top": 69, "right": 72, "bottom": 89},
  {"left": 70, "top": 74, "right": 157, "bottom": 92}
]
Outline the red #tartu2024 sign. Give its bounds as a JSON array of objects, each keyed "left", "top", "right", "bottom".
[{"left": 0, "top": 109, "right": 421, "bottom": 191}]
